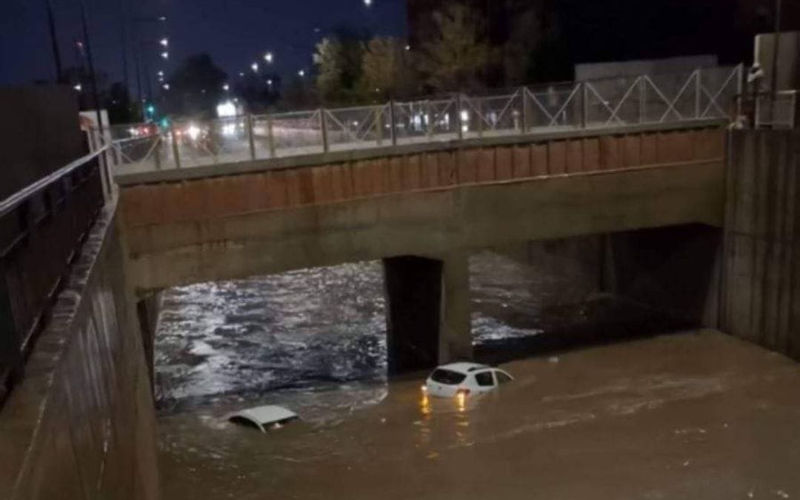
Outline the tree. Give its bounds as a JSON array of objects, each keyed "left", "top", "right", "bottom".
[
  {"left": 165, "top": 53, "right": 227, "bottom": 118},
  {"left": 313, "top": 26, "right": 369, "bottom": 104},
  {"left": 417, "top": 3, "right": 490, "bottom": 93},
  {"left": 359, "top": 37, "right": 419, "bottom": 101}
]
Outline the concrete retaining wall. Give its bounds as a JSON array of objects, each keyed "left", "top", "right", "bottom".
[
  {"left": 0, "top": 201, "right": 158, "bottom": 500},
  {"left": 721, "top": 130, "right": 800, "bottom": 360}
]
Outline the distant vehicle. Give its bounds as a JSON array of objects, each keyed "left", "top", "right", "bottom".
[
  {"left": 228, "top": 405, "right": 299, "bottom": 433},
  {"left": 423, "top": 362, "right": 514, "bottom": 398}
]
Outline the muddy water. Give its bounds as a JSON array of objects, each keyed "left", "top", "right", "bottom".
[
  {"left": 156, "top": 248, "right": 800, "bottom": 498},
  {"left": 159, "top": 331, "right": 800, "bottom": 499}
]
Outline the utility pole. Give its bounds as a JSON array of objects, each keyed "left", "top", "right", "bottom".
[
  {"left": 44, "top": 0, "right": 63, "bottom": 82},
  {"left": 78, "top": 0, "right": 105, "bottom": 138},
  {"left": 119, "top": 0, "right": 130, "bottom": 108},
  {"left": 770, "top": 0, "right": 782, "bottom": 100}
]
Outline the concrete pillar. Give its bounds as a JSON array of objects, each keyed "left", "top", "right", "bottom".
[
  {"left": 383, "top": 254, "right": 471, "bottom": 375},
  {"left": 439, "top": 252, "right": 472, "bottom": 364}
]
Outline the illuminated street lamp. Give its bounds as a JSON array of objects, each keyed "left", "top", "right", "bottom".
[
  {"left": 264, "top": 52, "right": 274, "bottom": 64},
  {"left": 364, "top": 0, "right": 372, "bottom": 6},
  {"left": 73, "top": 83, "right": 82, "bottom": 92},
  {"left": 160, "top": 38, "right": 169, "bottom": 47},
  {"left": 298, "top": 69, "right": 305, "bottom": 77},
  {"left": 223, "top": 83, "right": 230, "bottom": 91},
  {"left": 162, "top": 83, "right": 170, "bottom": 90},
  {"left": 251, "top": 62, "right": 259, "bottom": 73}
]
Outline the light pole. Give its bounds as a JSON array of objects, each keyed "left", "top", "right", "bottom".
[
  {"left": 43, "top": 0, "right": 63, "bottom": 82},
  {"left": 77, "top": 0, "right": 103, "bottom": 137}
]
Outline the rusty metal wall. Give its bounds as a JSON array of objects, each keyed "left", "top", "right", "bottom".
[{"left": 119, "top": 127, "right": 725, "bottom": 229}]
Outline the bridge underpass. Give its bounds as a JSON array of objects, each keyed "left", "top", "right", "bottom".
[{"left": 120, "top": 123, "right": 726, "bottom": 374}]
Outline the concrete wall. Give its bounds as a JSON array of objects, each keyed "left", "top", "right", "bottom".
[
  {"left": 119, "top": 128, "right": 726, "bottom": 292},
  {"left": 720, "top": 130, "right": 800, "bottom": 360},
  {"left": 0, "top": 86, "right": 85, "bottom": 200},
  {"left": 0, "top": 201, "right": 158, "bottom": 500},
  {"left": 754, "top": 32, "right": 800, "bottom": 91}
]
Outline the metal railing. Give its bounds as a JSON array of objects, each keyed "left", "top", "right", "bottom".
[
  {"left": 755, "top": 90, "right": 798, "bottom": 129},
  {"left": 104, "top": 65, "right": 743, "bottom": 174},
  {"left": 0, "top": 147, "right": 108, "bottom": 404}
]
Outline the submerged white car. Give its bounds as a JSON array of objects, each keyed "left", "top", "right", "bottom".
[
  {"left": 423, "top": 362, "right": 514, "bottom": 398},
  {"left": 228, "top": 405, "right": 299, "bottom": 433}
]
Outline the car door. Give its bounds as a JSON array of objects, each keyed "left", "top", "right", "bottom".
[
  {"left": 472, "top": 370, "right": 496, "bottom": 393},
  {"left": 493, "top": 369, "right": 514, "bottom": 386}
]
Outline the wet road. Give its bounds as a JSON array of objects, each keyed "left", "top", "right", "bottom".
[{"left": 158, "top": 330, "right": 800, "bottom": 499}]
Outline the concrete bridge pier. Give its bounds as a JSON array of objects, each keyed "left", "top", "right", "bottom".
[{"left": 383, "top": 253, "right": 472, "bottom": 375}]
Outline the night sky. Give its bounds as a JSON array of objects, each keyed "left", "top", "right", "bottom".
[{"left": 0, "top": 0, "right": 406, "bottom": 87}]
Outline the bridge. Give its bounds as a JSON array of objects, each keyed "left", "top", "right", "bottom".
[{"left": 109, "top": 67, "right": 743, "bottom": 372}]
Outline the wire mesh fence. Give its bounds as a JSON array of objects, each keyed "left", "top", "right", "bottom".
[{"left": 107, "top": 65, "right": 744, "bottom": 174}]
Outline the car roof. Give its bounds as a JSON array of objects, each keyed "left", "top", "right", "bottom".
[
  {"left": 436, "top": 362, "right": 491, "bottom": 374},
  {"left": 228, "top": 405, "right": 298, "bottom": 427}
]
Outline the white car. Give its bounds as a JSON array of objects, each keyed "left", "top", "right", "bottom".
[
  {"left": 424, "top": 362, "right": 514, "bottom": 398},
  {"left": 228, "top": 405, "right": 299, "bottom": 433}
]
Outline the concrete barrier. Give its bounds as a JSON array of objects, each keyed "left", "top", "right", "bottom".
[{"left": 0, "top": 200, "right": 158, "bottom": 500}]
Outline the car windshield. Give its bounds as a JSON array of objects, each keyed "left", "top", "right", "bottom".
[{"left": 430, "top": 369, "right": 467, "bottom": 385}]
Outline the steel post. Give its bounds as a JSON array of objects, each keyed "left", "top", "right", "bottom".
[
  {"left": 320, "top": 109, "right": 329, "bottom": 153},
  {"left": 375, "top": 106, "right": 383, "bottom": 146},
  {"left": 456, "top": 94, "right": 464, "bottom": 141},
  {"left": 520, "top": 87, "right": 528, "bottom": 133},
  {"left": 170, "top": 126, "right": 181, "bottom": 169},
  {"left": 695, "top": 70, "right": 702, "bottom": 119},
  {"left": 247, "top": 114, "right": 256, "bottom": 160},
  {"left": 266, "top": 116, "right": 276, "bottom": 157},
  {"left": 154, "top": 136, "right": 162, "bottom": 170},
  {"left": 389, "top": 99, "right": 398, "bottom": 147}
]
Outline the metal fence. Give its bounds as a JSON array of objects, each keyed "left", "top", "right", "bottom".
[
  {"left": 104, "top": 65, "right": 743, "bottom": 174},
  {"left": 0, "top": 147, "right": 108, "bottom": 403},
  {"left": 755, "top": 91, "right": 798, "bottom": 129}
]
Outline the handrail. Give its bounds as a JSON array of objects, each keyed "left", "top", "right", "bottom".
[{"left": 0, "top": 145, "right": 110, "bottom": 218}]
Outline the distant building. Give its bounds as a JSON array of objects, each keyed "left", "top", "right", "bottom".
[{"left": 575, "top": 55, "right": 719, "bottom": 82}]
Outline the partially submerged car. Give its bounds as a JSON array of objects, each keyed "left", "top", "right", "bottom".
[
  {"left": 423, "top": 362, "right": 514, "bottom": 398},
  {"left": 228, "top": 405, "right": 299, "bottom": 433}
]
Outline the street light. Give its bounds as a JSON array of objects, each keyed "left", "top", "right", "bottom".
[
  {"left": 222, "top": 83, "right": 230, "bottom": 91},
  {"left": 160, "top": 51, "right": 169, "bottom": 59},
  {"left": 298, "top": 69, "right": 305, "bottom": 77},
  {"left": 162, "top": 83, "right": 170, "bottom": 90},
  {"left": 264, "top": 52, "right": 274, "bottom": 64},
  {"left": 159, "top": 37, "right": 168, "bottom": 47},
  {"left": 364, "top": 0, "right": 372, "bottom": 6},
  {"left": 73, "top": 83, "right": 83, "bottom": 92},
  {"left": 251, "top": 62, "right": 259, "bottom": 72}
]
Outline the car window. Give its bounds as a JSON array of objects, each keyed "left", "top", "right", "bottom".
[
  {"left": 474, "top": 371, "right": 495, "bottom": 387},
  {"left": 495, "top": 370, "right": 513, "bottom": 385},
  {"left": 431, "top": 369, "right": 466, "bottom": 385}
]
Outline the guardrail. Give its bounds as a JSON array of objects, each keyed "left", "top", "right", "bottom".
[
  {"left": 102, "top": 65, "right": 743, "bottom": 175},
  {"left": 0, "top": 147, "right": 108, "bottom": 404},
  {"left": 755, "top": 90, "right": 798, "bottom": 129}
]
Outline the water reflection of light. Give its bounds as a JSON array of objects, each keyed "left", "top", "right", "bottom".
[
  {"left": 420, "top": 393, "right": 431, "bottom": 416},
  {"left": 456, "top": 392, "right": 466, "bottom": 412}
]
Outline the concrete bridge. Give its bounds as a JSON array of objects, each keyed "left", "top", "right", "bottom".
[{"left": 116, "top": 119, "right": 727, "bottom": 372}]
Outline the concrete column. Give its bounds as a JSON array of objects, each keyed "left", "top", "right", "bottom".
[
  {"left": 439, "top": 252, "right": 472, "bottom": 364},
  {"left": 383, "top": 254, "right": 471, "bottom": 375}
]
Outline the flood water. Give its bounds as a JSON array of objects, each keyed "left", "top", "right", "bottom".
[{"left": 156, "top": 248, "right": 800, "bottom": 498}]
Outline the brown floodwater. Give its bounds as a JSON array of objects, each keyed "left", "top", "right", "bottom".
[{"left": 158, "top": 329, "right": 800, "bottom": 499}]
